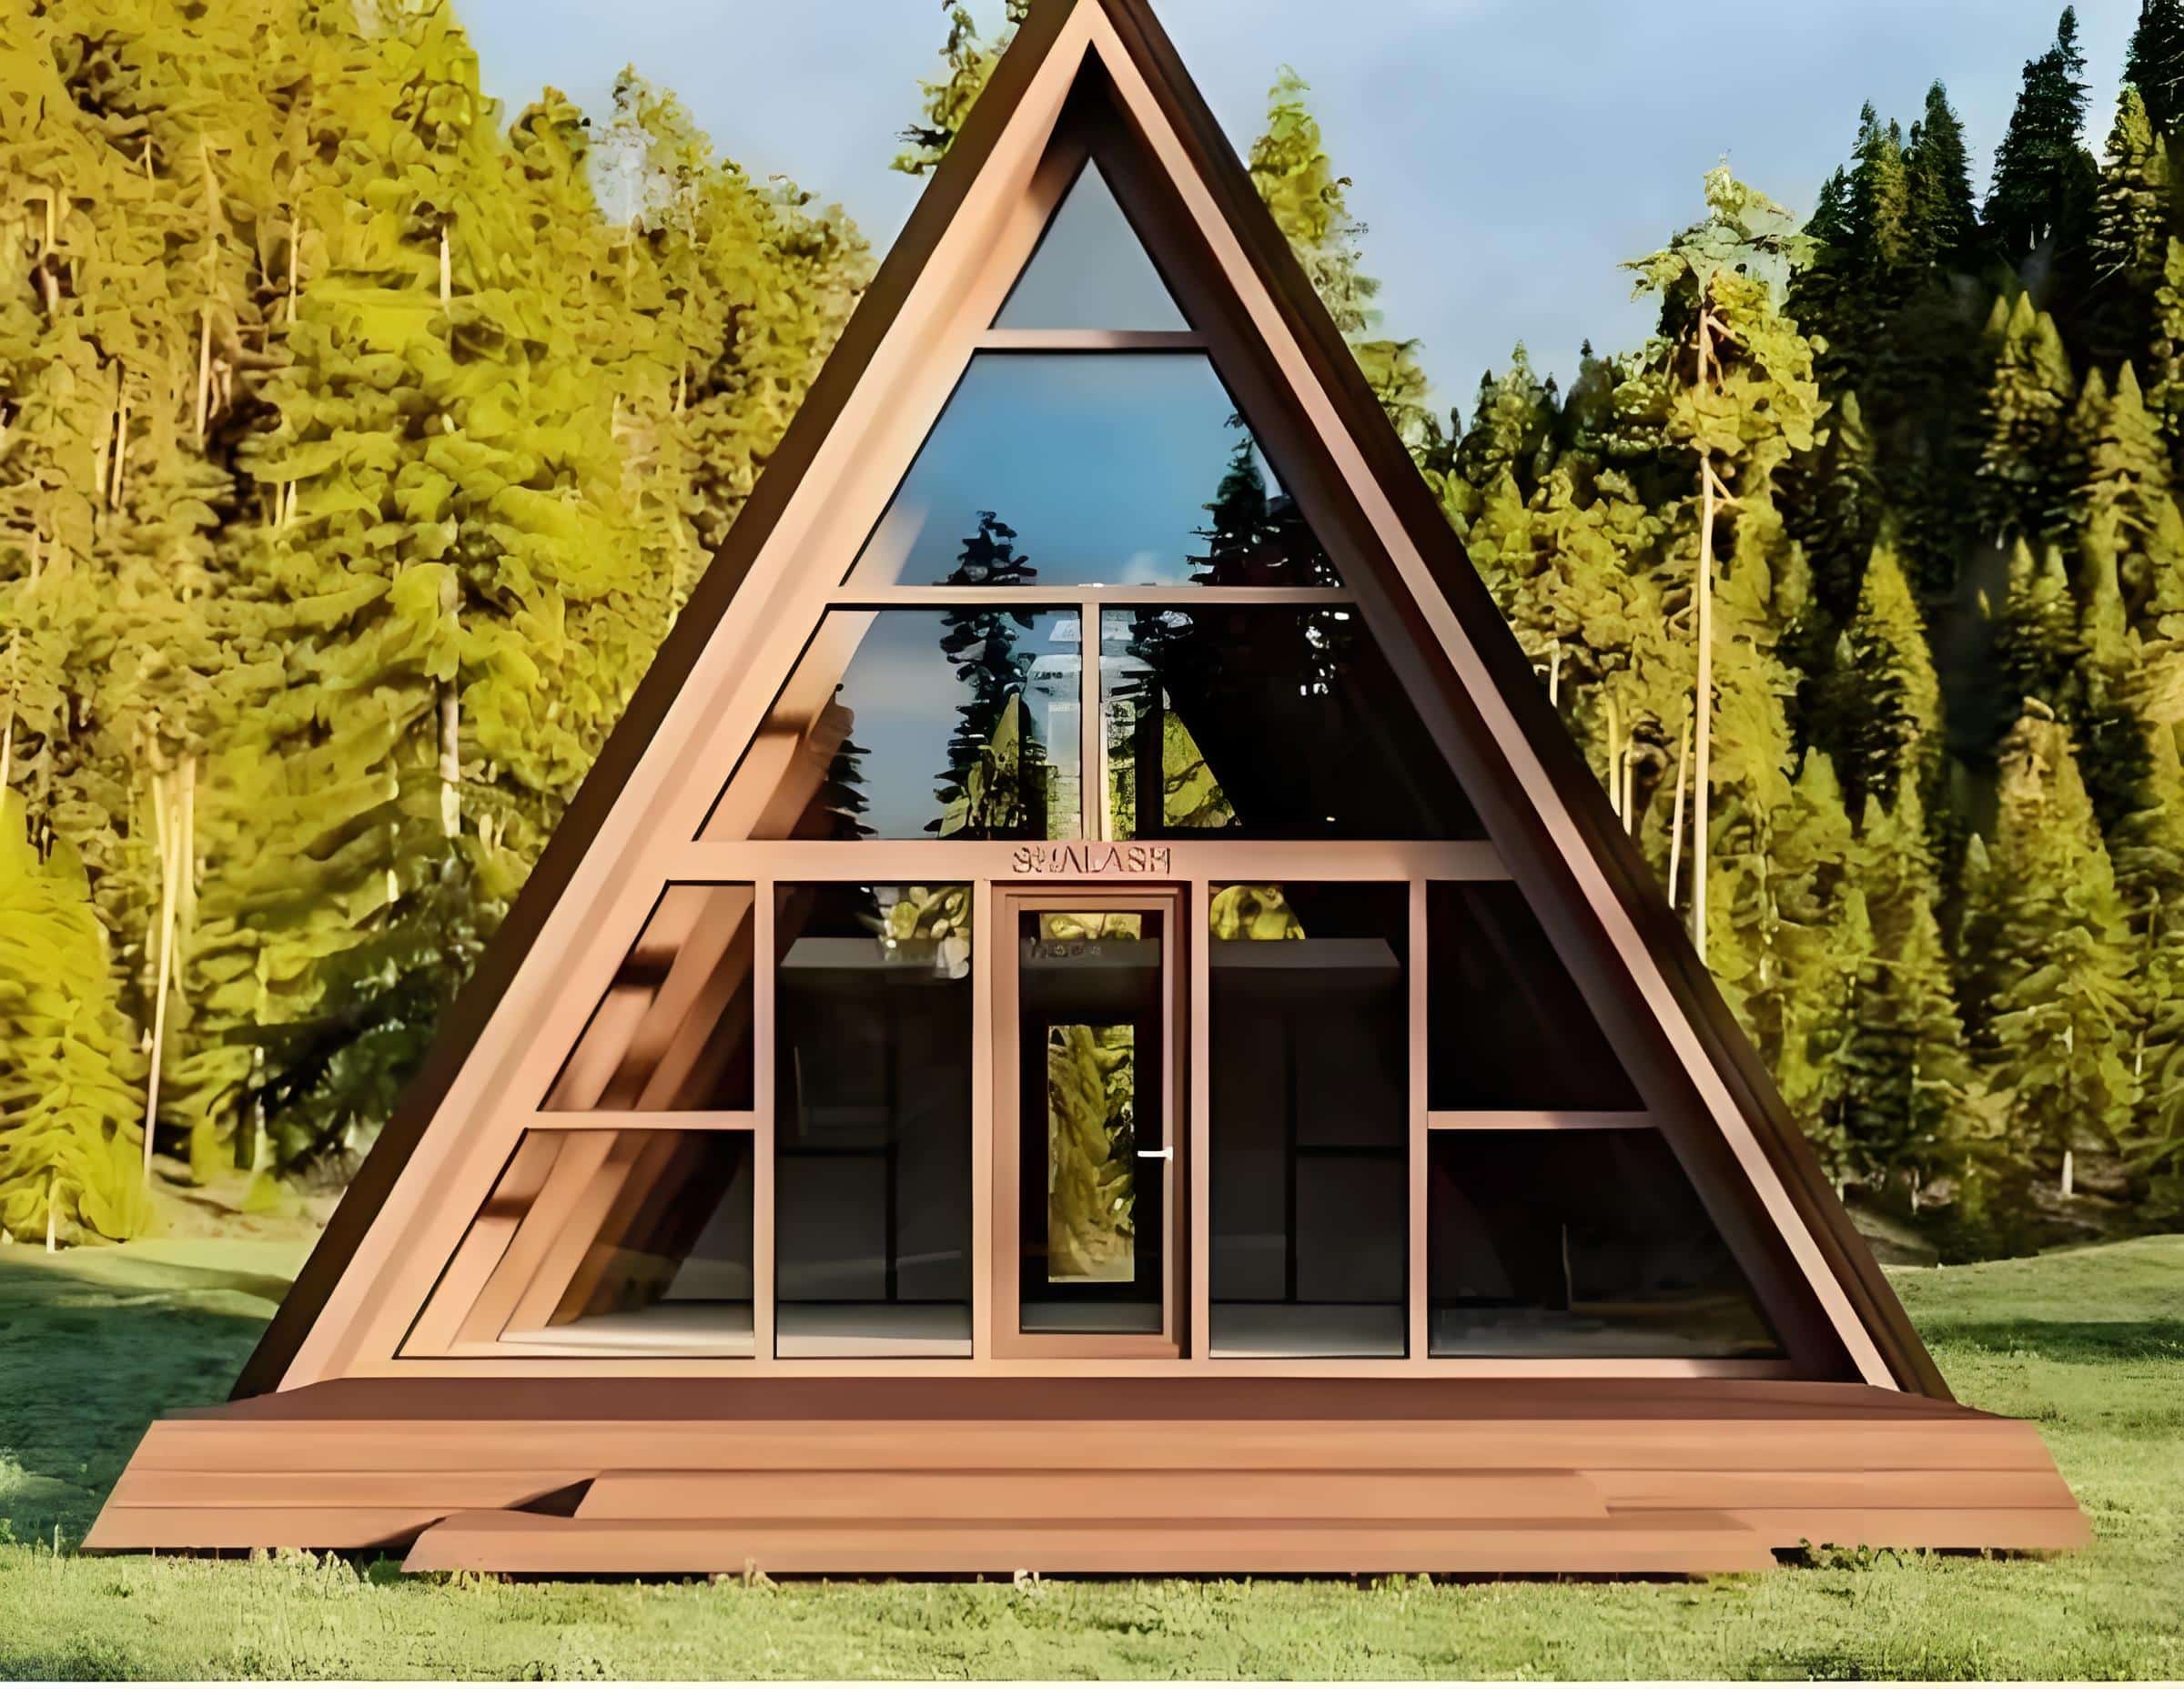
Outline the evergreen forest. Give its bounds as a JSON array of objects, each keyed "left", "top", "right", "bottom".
[{"left": 4, "top": 0, "right": 2182, "bottom": 1259}]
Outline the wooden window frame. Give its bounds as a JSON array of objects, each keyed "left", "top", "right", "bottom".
[
  {"left": 401, "top": 866, "right": 1795, "bottom": 1381},
  {"left": 992, "top": 885, "right": 1188, "bottom": 1360}
]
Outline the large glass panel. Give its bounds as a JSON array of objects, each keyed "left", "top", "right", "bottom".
[
  {"left": 1428, "top": 1128, "right": 1781, "bottom": 1358},
  {"left": 846, "top": 353, "right": 1340, "bottom": 589},
  {"left": 1427, "top": 883, "right": 1642, "bottom": 1109},
  {"left": 1017, "top": 910, "right": 1167, "bottom": 1335},
  {"left": 719, "top": 610, "right": 1082, "bottom": 841},
  {"left": 775, "top": 885, "right": 974, "bottom": 1356},
  {"left": 544, "top": 885, "right": 755, "bottom": 1112},
  {"left": 993, "top": 164, "right": 1189, "bottom": 331},
  {"left": 497, "top": 1129, "right": 755, "bottom": 1355},
  {"left": 1208, "top": 885, "right": 1407, "bottom": 1358},
  {"left": 1102, "top": 607, "right": 1485, "bottom": 839}
]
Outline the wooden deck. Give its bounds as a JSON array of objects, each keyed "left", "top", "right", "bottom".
[{"left": 85, "top": 1377, "right": 2086, "bottom": 1575}]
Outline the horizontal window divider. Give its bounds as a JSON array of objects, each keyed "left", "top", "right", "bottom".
[
  {"left": 531, "top": 1110, "right": 760, "bottom": 1134},
  {"left": 977, "top": 328, "right": 1207, "bottom": 351},
  {"left": 827, "top": 586, "right": 1357, "bottom": 607},
  {"left": 665, "top": 840, "right": 1510, "bottom": 882},
  {"left": 382, "top": 1355, "right": 1803, "bottom": 1380},
  {"left": 1425, "top": 1109, "right": 1653, "bottom": 1132}
]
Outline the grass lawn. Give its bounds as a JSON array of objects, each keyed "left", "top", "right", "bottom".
[{"left": 0, "top": 1234, "right": 2179, "bottom": 1681}]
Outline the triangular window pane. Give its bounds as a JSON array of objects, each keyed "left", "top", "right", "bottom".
[
  {"left": 847, "top": 352, "right": 1342, "bottom": 589},
  {"left": 1428, "top": 1128, "right": 1783, "bottom": 1359},
  {"left": 460, "top": 1128, "right": 757, "bottom": 1357},
  {"left": 994, "top": 163, "right": 1189, "bottom": 331}
]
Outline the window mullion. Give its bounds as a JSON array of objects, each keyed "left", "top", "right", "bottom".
[{"left": 1081, "top": 595, "right": 1103, "bottom": 841}]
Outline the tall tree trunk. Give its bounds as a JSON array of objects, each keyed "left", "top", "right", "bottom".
[
  {"left": 195, "top": 308, "right": 213, "bottom": 444},
  {"left": 140, "top": 755, "right": 195, "bottom": 1183},
  {"left": 1604, "top": 693, "right": 1623, "bottom": 824},
  {"left": 1692, "top": 303, "right": 1723, "bottom": 967},
  {"left": 439, "top": 668, "right": 460, "bottom": 839},
  {"left": 437, "top": 227, "right": 461, "bottom": 842},
  {"left": 1667, "top": 716, "right": 1693, "bottom": 912}
]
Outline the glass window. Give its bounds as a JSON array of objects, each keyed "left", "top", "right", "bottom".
[
  {"left": 1016, "top": 909, "right": 1168, "bottom": 1336},
  {"left": 1102, "top": 607, "right": 1484, "bottom": 839},
  {"left": 775, "top": 885, "right": 975, "bottom": 1356},
  {"left": 993, "top": 164, "right": 1190, "bottom": 332},
  {"left": 1208, "top": 885, "right": 1407, "bottom": 1358},
  {"left": 846, "top": 353, "right": 1340, "bottom": 589},
  {"left": 716, "top": 610, "right": 1082, "bottom": 841},
  {"left": 495, "top": 1129, "right": 755, "bottom": 1356},
  {"left": 1428, "top": 1128, "right": 1781, "bottom": 1358},
  {"left": 1427, "top": 883, "right": 1642, "bottom": 1109},
  {"left": 544, "top": 885, "right": 755, "bottom": 1112}
]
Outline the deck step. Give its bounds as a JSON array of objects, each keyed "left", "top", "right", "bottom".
[
  {"left": 577, "top": 1468, "right": 1610, "bottom": 1523},
  {"left": 404, "top": 1509, "right": 1779, "bottom": 1576}
]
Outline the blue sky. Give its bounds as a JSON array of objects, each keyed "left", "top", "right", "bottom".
[{"left": 461, "top": 0, "right": 2133, "bottom": 423}]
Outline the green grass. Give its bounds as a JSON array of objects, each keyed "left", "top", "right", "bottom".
[{"left": 1, "top": 1235, "right": 2179, "bottom": 1680}]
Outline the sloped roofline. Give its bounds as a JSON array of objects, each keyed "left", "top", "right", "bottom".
[{"left": 237, "top": 0, "right": 1947, "bottom": 1401}]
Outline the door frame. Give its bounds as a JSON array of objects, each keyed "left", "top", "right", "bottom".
[{"left": 992, "top": 885, "right": 1188, "bottom": 1360}]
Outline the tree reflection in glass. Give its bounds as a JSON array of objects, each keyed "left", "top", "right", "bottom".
[{"left": 932, "top": 511, "right": 1052, "bottom": 839}]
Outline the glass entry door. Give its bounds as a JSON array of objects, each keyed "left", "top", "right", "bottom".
[{"left": 994, "top": 889, "right": 1183, "bottom": 1358}]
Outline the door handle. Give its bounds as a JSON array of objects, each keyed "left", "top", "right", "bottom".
[{"left": 1137, "top": 1148, "right": 1173, "bottom": 1161}]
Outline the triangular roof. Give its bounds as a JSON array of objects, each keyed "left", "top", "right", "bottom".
[{"left": 238, "top": 0, "right": 1946, "bottom": 1400}]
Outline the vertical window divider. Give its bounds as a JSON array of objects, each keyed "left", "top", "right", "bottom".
[
  {"left": 1408, "top": 875, "right": 1430, "bottom": 1365},
  {"left": 1080, "top": 594, "right": 1104, "bottom": 840},
  {"left": 970, "top": 877, "right": 996, "bottom": 1361},
  {"left": 753, "top": 880, "right": 777, "bottom": 1368},
  {"left": 1188, "top": 875, "right": 1212, "bottom": 1364}
]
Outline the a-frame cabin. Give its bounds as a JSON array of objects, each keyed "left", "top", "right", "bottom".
[{"left": 90, "top": 0, "right": 2084, "bottom": 1575}]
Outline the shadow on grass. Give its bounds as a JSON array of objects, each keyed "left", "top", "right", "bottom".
[
  {"left": 0, "top": 1254, "right": 274, "bottom": 1543},
  {"left": 0, "top": 1639, "right": 144, "bottom": 1683},
  {"left": 1919, "top": 1319, "right": 2184, "bottom": 1365}
]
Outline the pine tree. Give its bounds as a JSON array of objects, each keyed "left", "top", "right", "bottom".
[
  {"left": 2149, "top": 238, "right": 2184, "bottom": 438},
  {"left": 1783, "top": 389, "right": 1884, "bottom": 680},
  {"left": 1838, "top": 789, "right": 1978, "bottom": 1211},
  {"left": 1906, "top": 81, "right": 1984, "bottom": 268},
  {"left": 1978, "top": 709, "right": 2139, "bottom": 1200},
  {"left": 2103, "top": 662, "right": 2184, "bottom": 1210},
  {"left": 1751, "top": 753, "right": 1874, "bottom": 1168},
  {"left": 1984, "top": 8, "right": 2100, "bottom": 271},
  {"left": 0, "top": 798, "right": 150, "bottom": 1245},
  {"left": 933, "top": 512, "right": 1046, "bottom": 838},
  {"left": 1997, "top": 538, "right": 2086, "bottom": 723},
  {"left": 2127, "top": 0, "right": 2184, "bottom": 138},
  {"left": 2089, "top": 86, "right": 2174, "bottom": 362},
  {"left": 1848, "top": 106, "right": 1916, "bottom": 278},
  {"left": 2072, "top": 362, "right": 2184, "bottom": 632},
  {"left": 1248, "top": 69, "right": 1435, "bottom": 451},
  {"left": 1974, "top": 291, "right": 2078, "bottom": 545},
  {"left": 2071, "top": 529, "right": 2153, "bottom": 835},
  {"left": 1832, "top": 543, "right": 1944, "bottom": 819},
  {"left": 1453, "top": 347, "right": 1558, "bottom": 500}
]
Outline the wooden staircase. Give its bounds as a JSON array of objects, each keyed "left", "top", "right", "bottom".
[
  {"left": 86, "top": 1376, "right": 2088, "bottom": 1576},
  {"left": 404, "top": 1469, "right": 1778, "bottom": 1575}
]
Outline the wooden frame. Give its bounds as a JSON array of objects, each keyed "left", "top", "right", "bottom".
[
  {"left": 991, "top": 886, "right": 1187, "bottom": 1360},
  {"left": 228, "top": 0, "right": 1947, "bottom": 1406}
]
